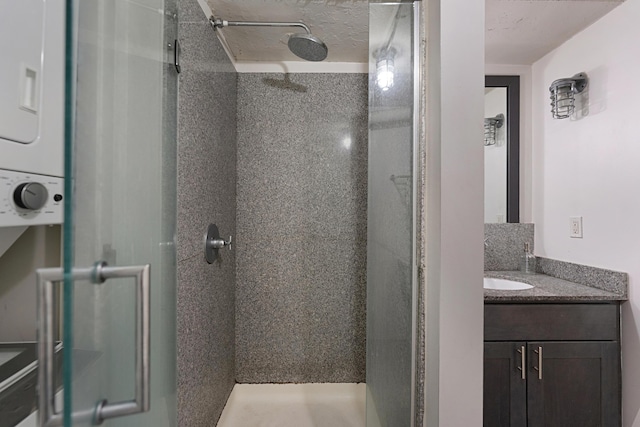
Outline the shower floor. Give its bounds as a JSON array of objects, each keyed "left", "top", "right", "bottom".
[{"left": 217, "top": 383, "right": 366, "bottom": 427}]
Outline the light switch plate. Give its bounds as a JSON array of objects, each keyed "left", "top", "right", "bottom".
[{"left": 570, "top": 216, "right": 583, "bottom": 238}]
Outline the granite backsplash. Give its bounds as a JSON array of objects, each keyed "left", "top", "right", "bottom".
[
  {"left": 484, "top": 223, "right": 534, "bottom": 271},
  {"left": 536, "top": 257, "right": 628, "bottom": 298},
  {"left": 484, "top": 223, "right": 628, "bottom": 298}
]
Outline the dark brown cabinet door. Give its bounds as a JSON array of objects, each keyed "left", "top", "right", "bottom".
[
  {"left": 484, "top": 342, "right": 527, "bottom": 427},
  {"left": 527, "top": 342, "right": 620, "bottom": 427}
]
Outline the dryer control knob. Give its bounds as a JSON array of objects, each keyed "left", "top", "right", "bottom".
[{"left": 14, "top": 182, "right": 48, "bottom": 210}]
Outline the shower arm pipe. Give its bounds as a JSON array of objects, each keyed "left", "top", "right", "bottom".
[{"left": 210, "top": 17, "right": 312, "bottom": 35}]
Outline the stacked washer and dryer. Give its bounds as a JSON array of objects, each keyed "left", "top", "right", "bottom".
[
  {"left": 0, "top": 0, "right": 64, "bottom": 230},
  {"left": 0, "top": 2, "right": 65, "bottom": 426}
]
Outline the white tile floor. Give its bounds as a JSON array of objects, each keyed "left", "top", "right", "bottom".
[{"left": 217, "top": 383, "right": 366, "bottom": 427}]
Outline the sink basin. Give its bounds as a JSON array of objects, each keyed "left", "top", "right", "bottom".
[{"left": 484, "top": 277, "right": 534, "bottom": 291}]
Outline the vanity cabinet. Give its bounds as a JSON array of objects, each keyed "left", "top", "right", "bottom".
[{"left": 484, "top": 303, "right": 621, "bottom": 427}]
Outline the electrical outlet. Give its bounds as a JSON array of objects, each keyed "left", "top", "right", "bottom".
[{"left": 570, "top": 216, "right": 583, "bottom": 238}]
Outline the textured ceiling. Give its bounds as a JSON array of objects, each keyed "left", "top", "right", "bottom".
[
  {"left": 206, "top": 0, "right": 369, "bottom": 63},
  {"left": 486, "top": 0, "right": 624, "bottom": 65},
  {"left": 205, "top": 0, "right": 624, "bottom": 66}
]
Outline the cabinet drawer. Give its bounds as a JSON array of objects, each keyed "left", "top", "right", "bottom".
[{"left": 485, "top": 304, "right": 619, "bottom": 341}]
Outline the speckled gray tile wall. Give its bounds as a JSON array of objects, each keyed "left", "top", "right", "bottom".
[
  {"left": 177, "top": 1, "right": 237, "bottom": 425},
  {"left": 484, "top": 223, "right": 534, "bottom": 271},
  {"left": 178, "top": 0, "right": 207, "bottom": 23},
  {"left": 236, "top": 73, "right": 368, "bottom": 383}
]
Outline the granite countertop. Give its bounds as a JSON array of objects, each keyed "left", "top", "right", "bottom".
[{"left": 484, "top": 271, "right": 627, "bottom": 302}]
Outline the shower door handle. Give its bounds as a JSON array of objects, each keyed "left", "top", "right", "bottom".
[
  {"left": 37, "top": 262, "right": 151, "bottom": 426},
  {"left": 173, "top": 39, "right": 181, "bottom": 73}
]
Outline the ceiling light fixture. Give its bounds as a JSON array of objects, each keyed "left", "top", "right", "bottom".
[{"left": 549, "top": 72, "right": 588, "bottom": 119}]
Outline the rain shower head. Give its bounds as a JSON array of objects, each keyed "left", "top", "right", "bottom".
[
  {"left": 288, "top": 33, "right": 328, "bottom": 62},
  {"left": 210, "top": 16, "right": 329, "bottom": 62}
]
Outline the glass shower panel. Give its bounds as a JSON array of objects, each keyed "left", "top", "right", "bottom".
[
  {"left": 367, "top": 2, "right": 418, "bottom": 426},
  {"left": 60, "top": 0, "right": 178, "bottom": 425}
]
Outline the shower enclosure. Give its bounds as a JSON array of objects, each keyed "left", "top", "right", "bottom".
[
  {"left": 366, "top": 2, "right": 420, "bottom": 426},
  {"left": 34, "top": 0, "right": 422, "bottom": 426},
  {"left": 36, "top": 0, "right": 179, "bottom": 426}
]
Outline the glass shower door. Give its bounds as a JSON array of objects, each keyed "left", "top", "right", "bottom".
[
  {"left": 367, "top": 2, "right": 419, "bottom": 426},
  {"left": 37, "top": 0, "right": 178, "bottom": 426}
]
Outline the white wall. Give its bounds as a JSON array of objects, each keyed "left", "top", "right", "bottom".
[
  {"left": 531, "top": 0, "right": 640, "bottom": 425},
  {"left": 424, "top": 0, "right": 485, "bottom": 425}
]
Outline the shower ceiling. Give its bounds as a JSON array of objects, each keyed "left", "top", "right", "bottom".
[
  {"left": 205, "top": 0, "right": 369, "bottom": 63},
  {"left": 206, "top": 0, "right": 624, "bottom": 66}
]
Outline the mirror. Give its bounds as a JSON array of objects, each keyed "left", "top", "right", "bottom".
[{"left": 484, "top": 75, "right": 519, "bottom": 223}]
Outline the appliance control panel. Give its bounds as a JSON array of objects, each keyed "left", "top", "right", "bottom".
[{"left": 0, "top": 169, "right": 63, "bottom": 226}]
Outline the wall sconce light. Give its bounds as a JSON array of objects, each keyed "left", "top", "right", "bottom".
[
  {"left": 375, "top": 48, "right": 396, "bottom": 92},
  {"left": 549, "top": 72, "right": 588, "bottom": 119},
  {"left": 484, "top": 113, "right": 504, "bottom": 146}
]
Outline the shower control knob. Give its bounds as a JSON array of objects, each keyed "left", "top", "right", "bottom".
[
  {"left": 204, "top": 224, "right": 233, "bottom": 264},
  {"left": 14, "top": 182, "right": 48, "bottom": 210},
  {"left": 209, "top": 236, "right": 232, "bottom": 250}
]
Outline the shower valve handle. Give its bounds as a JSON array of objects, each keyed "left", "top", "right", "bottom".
[
  {"left": 205, "top": 224, "right": 233, "bottom": 263},
  {"left": 210, "top": 236, "right": 232, "bottom": 250}
]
